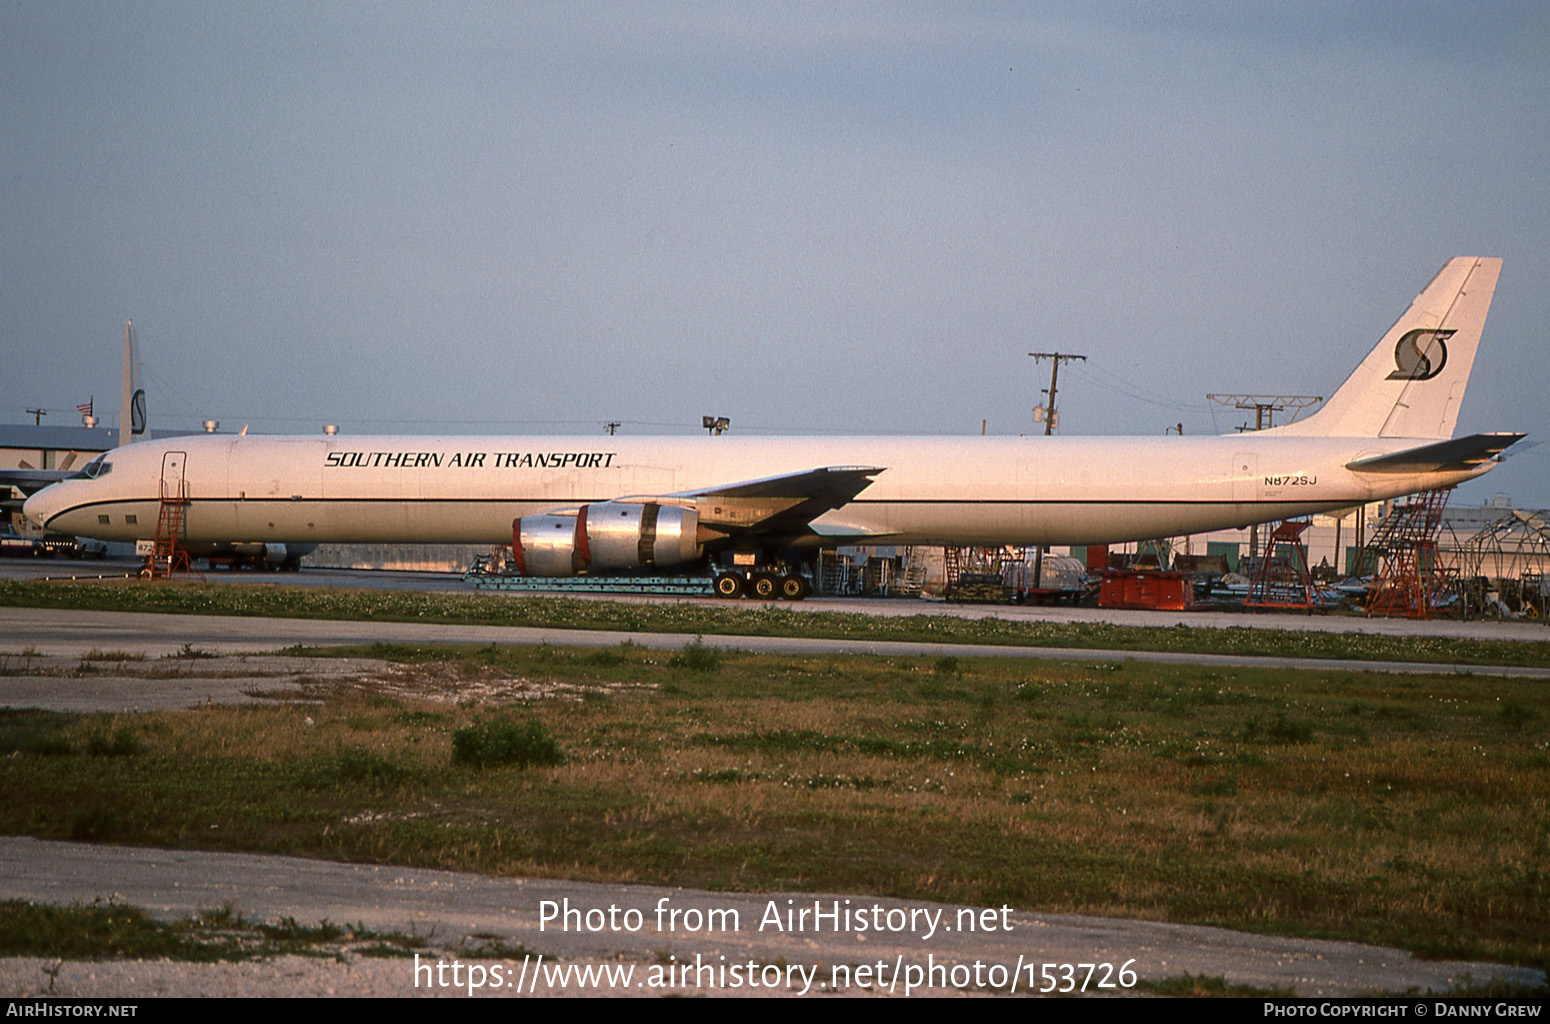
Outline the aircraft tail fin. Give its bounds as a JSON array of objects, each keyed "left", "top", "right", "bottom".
[{"left": 1269, "top": 257, "right": 1501, "bottom": 440}]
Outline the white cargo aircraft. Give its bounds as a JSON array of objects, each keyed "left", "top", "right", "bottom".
[{"left": 23, "top": 258, "right": 1523, "bottom": 597}]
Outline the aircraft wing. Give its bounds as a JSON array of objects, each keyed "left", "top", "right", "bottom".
[
  {"left": 0, "top": 468, "right": 85, "bottom": 496},
  {"left": 671, "top": 465, "right": 887, "bottom": 537},
  {"left": 1345, "top": 432, "right": 1526, "bottom": 474}
]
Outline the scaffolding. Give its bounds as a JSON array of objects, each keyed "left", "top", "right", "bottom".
[
  {"left": 1130, "top": 537, "right": 1173, "bottom": 569},
  {"left": 861, "top": 554, "right": 896, "bottom": 594},
  {"left": 1243, "top": 519, "right": 1315, "bottom": 611},
  {"left": 1451, "top": 508, "right": 1550, "bottom": 580},
  {"left": 894, "top": 547, "right": 927, "bottom": 598},
  {"left": 1365, "top": 488, "right": 1452, "bottom": 619},
  {"left": 815, "top": 550, "right": 856, "bottom": 595},
  {"left": 1446, "top": 508, "right": 1550, "bottom": 619}
]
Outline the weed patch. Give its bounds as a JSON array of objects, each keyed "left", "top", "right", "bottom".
[
  {"left": 0, "top": 900, "right": 439, "bottom": 963},
  {"left": 296, "top": 749, "right": 419, "bottom": 789},
  {"left": 452, "top": 717, "right": 564, "bottom": 769},
  {"left": 83, "top": 727, "right": 143, "bottom": 757},
  {"left": 1243, "top": 713, "right": 1315, "bottom": 744},
  {"left": 668, "top": 638, "right": 722, "bottom": 672}
]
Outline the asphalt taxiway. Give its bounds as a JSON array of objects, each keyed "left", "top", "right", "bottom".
[
  {"left": 2, "top": 836, "right": 1542, "bottom": 997},
  {"left": 6, "top": 604, "right": 1550, "bottom": 686}
]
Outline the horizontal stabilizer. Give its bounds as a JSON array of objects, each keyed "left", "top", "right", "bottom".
[{"left": 1345, "top": 432, "right": 1525, "bottom": 474}]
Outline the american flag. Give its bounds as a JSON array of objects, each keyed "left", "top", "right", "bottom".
[{"left": 77, "top": 397, "right": 93, "bottom": 418}]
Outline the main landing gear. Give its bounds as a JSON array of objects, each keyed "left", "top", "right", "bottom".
[{"left": 712, "top": 569, "right": 812, "bottom": 600}]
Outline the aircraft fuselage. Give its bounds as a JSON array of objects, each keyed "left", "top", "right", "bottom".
[{"left": 25, "top": 432, "right": 1487, "bottom": 550}]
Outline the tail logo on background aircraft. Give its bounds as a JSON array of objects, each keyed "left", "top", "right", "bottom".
[{"left": 1387, "top": 328, "right": 1453, "bottom": 381}]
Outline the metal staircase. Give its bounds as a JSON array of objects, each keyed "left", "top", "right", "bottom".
[
  {"left": 1365, "top": 488, "right": 1452, "bottom": 619},
  {"left": 144, "top": 479, "right": 200, "bottom": 579},
  {"left": 1244, "top": 519, "right": 1315, "bottom": 611},
  {"left": 895, "top": 547, "right": 927, "bottom": 598}
]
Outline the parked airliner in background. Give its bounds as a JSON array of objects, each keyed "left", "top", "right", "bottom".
[{"left": 24, "top": 258, "right": 1522, "bottom": 597}]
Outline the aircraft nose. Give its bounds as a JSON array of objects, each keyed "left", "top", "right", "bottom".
[{"left": 22, "top": 486, "right": 59, "bottom": 531}]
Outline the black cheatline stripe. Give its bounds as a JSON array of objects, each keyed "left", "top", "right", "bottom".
[
  {"left": 44, "top": 494, "right": 1362, "bottom": 527},
  {"left": 55, "top": 495, "right": 1355, "bottom": 509}
]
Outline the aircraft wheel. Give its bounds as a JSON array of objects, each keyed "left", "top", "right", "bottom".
[
  {"left": 714, "top": 572, "right": 744, "bottom": 598},
  {"left": 779, "top": 574, "right": 810, "bottom": 600},
  {"left": 750, "top": 572, "right": 779, "bottom": 600}
]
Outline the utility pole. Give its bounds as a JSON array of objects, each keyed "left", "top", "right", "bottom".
[
  {"left": 1206, "top": 393, "right": 1322, "bottom": 433},
  {"left": 26, "top": 408, "right": 46, "bottom": 426},
  {"left": 1029, "top": 352, "right": 1086, "bottom": 436},
  {"left": 604, "top": 421, "right": 621, "bottom": 436},
  {"left": 1028, "top": 352, "right": 1086, "bottom": 588}
]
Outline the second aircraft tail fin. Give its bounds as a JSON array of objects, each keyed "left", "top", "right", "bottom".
[{"left": 1269, "top": 257, "right": 1501, "bottom": 440}]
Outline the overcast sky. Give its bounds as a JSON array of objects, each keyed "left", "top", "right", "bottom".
[{"left": 3, "top": 2, "right": 1547, "bottom": 505}]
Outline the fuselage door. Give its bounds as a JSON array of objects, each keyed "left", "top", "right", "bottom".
[{"left": 161, "top": 451, "right": 187, "bottom": 501}]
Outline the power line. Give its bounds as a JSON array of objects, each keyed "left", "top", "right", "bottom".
[{"left": 1064, "top": 364, "right": 1206, "bottom": 413}]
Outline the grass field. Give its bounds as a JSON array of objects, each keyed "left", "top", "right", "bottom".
[
  {"left": 2, "top": 640, "right": 1546, "bottom": 969},
  {"left": 5, "top": 577, "right": 1550, "bottom": 667}
]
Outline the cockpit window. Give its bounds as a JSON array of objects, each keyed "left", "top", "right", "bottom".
[{"left": 82, "top": 455, "right": 112, "bottom": 479}]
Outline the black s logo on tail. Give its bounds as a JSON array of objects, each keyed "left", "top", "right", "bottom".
[{"left": 1387, "top": 328, "right": 1453, "bottom": 381}]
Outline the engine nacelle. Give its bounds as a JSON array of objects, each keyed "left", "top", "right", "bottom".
[{"left": 512, "top": 502, "right": 701, "bottom": 577}]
